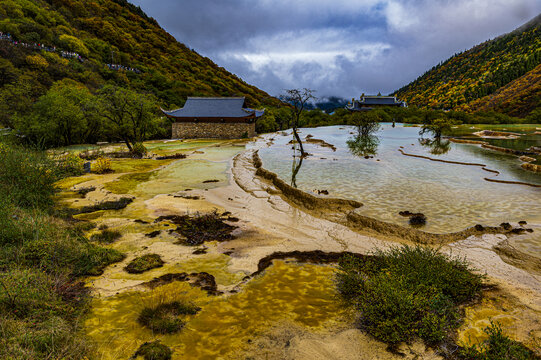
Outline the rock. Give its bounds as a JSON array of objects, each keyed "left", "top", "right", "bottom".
[{"left": 202, "top": 179, "right": 220, "bottom": 183}]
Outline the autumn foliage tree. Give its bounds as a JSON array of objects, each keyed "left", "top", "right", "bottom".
[{"left": 95, "top": 85, "right": 161, "bottom": 151}]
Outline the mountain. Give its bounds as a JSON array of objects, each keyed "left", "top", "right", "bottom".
[
  {"left": 393, "top": 14, "right": 541, "bottom": 117},
  {"left": 0, "top": 0, "right": 280, "bottom": 117}
]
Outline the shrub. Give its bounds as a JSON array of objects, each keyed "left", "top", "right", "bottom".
[
  {"left": 57, "top": 153, "right": 85, "bottom": 176},
  {"left": 460, "top": 322, "right": 536, "bottom": 360},
  {"left": 90, "top": 229, "right": 122, "bottom": 244},
  {"left": 137, "top": 301, "right": 199, "bottom": 334},
  {"left": 125, "top": 254, "right": 164, "bottom": 274},
  {"left": 336, "top": 246, "right": 484, "bottom": 345},
  {"left": 131, "top": 142, "right": 148, "bottom": 158},
  {"left": 92, "top": 157, "right": 112, "bottom": 174}
]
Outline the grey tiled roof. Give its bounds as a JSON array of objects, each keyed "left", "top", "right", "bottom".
[
  {"left": 361, "top": 96, "right": 401, "bottom": 105},
  {"left": 346, "top": 95, "right": 407, "bottom": 110},
  {"left": 162, "top": 97, "right": 264, "bottom": 118}
]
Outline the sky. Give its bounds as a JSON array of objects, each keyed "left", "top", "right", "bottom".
[{"left": 130, "top": 0, "right": 541, "bottom": 99}]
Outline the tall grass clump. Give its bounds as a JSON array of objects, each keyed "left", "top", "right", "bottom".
[
  {"left": 460, "top": 322, "right": 538, "bottom": 360},
  {"left": 0, "top": 142, "right": 60, "bottom": 209},
  {"left": 0, "top": 139, "right": 124, "bottom": 359},
  {"left": 336, "top": 245, "right": 485, "bottom": 346}
]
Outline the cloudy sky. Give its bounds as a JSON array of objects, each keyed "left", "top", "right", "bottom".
[{"left": 130, "top": 0, "right": 540, "bottom": 99}]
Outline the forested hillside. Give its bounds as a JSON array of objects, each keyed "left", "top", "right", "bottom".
[
  {"left": 464, "top": 63, "right": 541, "bottom": 117},
  {"left": 0, "top": 0, "right": 280, "bottom": 145},
  {"left": 393, "top": 14, "right": 541, "bottom": 117}
]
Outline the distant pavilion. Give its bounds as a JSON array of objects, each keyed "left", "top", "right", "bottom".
[
  {"left": 346, "top": 94, "right": 407, "bottom": 111},
  {"left": 162, "top": 97, "right": 265, "bottom": 139}
]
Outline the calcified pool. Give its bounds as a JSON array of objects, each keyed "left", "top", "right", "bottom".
[{"left": 257, "top": 124, "right": 541, "bottom": 241}]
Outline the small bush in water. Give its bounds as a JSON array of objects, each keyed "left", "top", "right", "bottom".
[
  {"left": 92, "top": 157, "right": 112, "bottom": 174},
  {"left": 133, "top": 341, "right": 172, "bottom": 360}
]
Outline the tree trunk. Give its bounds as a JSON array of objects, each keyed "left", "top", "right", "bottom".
[
  {"left": 124, "top": 139, "right": 133, "bottom": 151},
  {"left": 292, "top": 127, "right": 305, "bottom": 156}
]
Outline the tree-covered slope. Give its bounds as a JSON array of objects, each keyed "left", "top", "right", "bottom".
[
  {"left": 0, "top": 0, "right": 280, "bottom": 122},
  {"left": 393, "top": 14, "right": 541, "bottom": 117},
  {"left": 463, "top": 63, "right": 541, "bottom": 117}
]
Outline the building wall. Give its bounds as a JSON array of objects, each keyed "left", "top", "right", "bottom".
[{"left": 171, "top": 122, "right": 256, "bottom": 139}]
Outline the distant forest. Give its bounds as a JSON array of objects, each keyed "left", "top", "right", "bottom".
[{"left": 394, "top": 14, "right": 541, "bottom": 118}]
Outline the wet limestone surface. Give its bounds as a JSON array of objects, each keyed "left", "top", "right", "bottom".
[
  {"left": 85, "top": 261, "right": 343, "bottom": 360},
  {"left": 53, "top": 137, "right": 541, "bottom": 358}
]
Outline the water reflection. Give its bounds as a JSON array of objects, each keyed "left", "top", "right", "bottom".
[
  {"left": 291, "top": 154, "right": 303, "bottom": 188},
  {"left": 418, "top": 137, "right": 451, "bottom": 155},
  {"left": 347, "top": 135, "right": 380, "bottom": 158},
  {"left": 290, "top": 141, "right": 304, "bottom": 187}
]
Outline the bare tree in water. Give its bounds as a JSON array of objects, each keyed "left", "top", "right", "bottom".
[{"left": 281, "top": 88, "right": 316, "bottom": 157}]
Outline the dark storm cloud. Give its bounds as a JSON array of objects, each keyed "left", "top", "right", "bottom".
[{"left": 130, "top": 0, "right": 541, "bottom": 98}]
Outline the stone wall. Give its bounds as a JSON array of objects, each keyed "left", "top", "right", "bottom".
[{"left": 171, "top": 122, "right": 256, "bottom": 139}]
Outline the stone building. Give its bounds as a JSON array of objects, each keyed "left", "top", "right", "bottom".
[
  {"left": 346, "top": 94, "right": 407, "bottom": 111},
  {"left": 162, "top": 97, "right": 265, "bottom": 139}
]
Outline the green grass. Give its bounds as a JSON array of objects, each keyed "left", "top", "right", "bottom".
[
  {"left": 90, "top": 229, "right": 123, "bottom": 244},
  {"left": 460, "top": 322, "right": 538, "bottom": 360},
  {"left": 0, "top": 140, "right": 125, "bottom": 359},
  {"left": 336, "top": 245, "right": 485, "bottom": 345},
  {"left": 125, "top": 254, "right": 164, "bottom": 274}
]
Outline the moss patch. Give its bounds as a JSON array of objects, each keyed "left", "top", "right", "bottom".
[
  {"left": 110, "top": 159, "right": 171, "bottom": 174},
  {"left": 125, "top": 254, "right": 164, "bottom": 274},
  {"left": 132, "top": 341, "right": 172, "bottom": 360},
  {"left": 137, "top": 301, "right": 200, "bottom": 334},
  {"left": 104, "top": 171, "right": 155, "bottom": 194},
  {"left": 155, "top": 211, "right": 236, "bottom": 246}
]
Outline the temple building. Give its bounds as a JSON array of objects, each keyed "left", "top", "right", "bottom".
[
  {"left": 162, "top": 97, "right": 265, "bottom": 139},
  {"left": 346, "top": 94, "right": 407, "bottom": 111}
]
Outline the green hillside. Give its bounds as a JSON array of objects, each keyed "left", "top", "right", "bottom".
[
  {"left": 393, "top": 14, "right": 541, "bottom": 117},
  {"left": 0, "top": 0, "right": 280, "bottom": 131}
]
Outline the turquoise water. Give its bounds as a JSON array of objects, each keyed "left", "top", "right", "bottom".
[{"left": 258, "top": 125, "right": 541, "bottom": 241}]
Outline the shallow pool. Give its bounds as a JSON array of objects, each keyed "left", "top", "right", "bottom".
[{"left": 258, "top": 125, "right": 541, "bottom": 240}]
